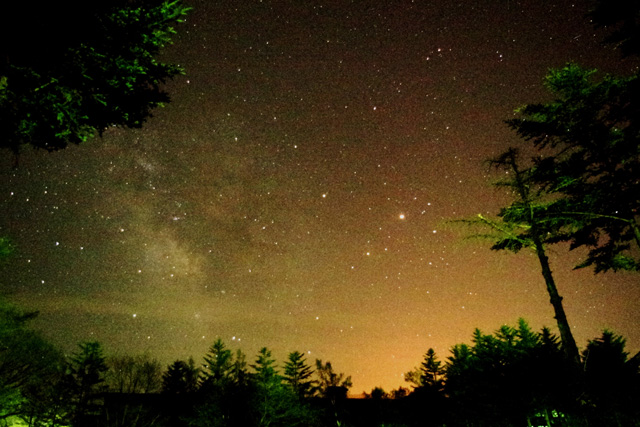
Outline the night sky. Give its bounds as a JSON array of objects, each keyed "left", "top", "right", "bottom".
[{"left": 1, "top": 0, "right": 639, "bottom": 394}]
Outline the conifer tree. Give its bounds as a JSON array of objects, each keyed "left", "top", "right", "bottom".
[
  {"left": 67, "top": 341, "right": 108, "bottom": 426},
  {"left": 419, "top": 348, "right": 444, "bottom": 391},
  {"left": 201, "top": 338, "right": 234, "bottom": 389},
  {"left": 503, "top": 63, "right": 640, "bottom": 273},
  {"left": 283, "top": 351, "right": 316, "bottom": 400},
  {"left": 473, "top": 149, "right": 580, "bottom": 365},
  {"left": 162, "top": 358, "right": 199, "bottom": 394}
]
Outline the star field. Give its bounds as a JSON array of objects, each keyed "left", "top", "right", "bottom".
[{"left": 1, "top": 0, "right": 640, "bottom": 393}]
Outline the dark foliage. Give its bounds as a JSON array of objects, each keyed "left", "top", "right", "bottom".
[
  {"left": 505, "top": 64, "right": 640, "bottom": 273},
  {"left": 581, "top": 331, "right": 640, "bottom": 425},
  {"left": 162, "top": 358, "right": 200, "bottom": 395},
  {"left": 588, "top": 0, "right": 640, "bottom": 57},
  {"left": 443, "top": 320, "right": 582, "bottom": 427},
  {"left": 283, "top": 350, "right": 317, "bottom": 400},
  {"left": 0, "top": 0, "right": 189, "bottom": 154},
  {"left": 67, "top": 341, "right": 109, "bottom": 426},
  {"left": 0, "top": 299, "right": 64, "bottom": 423},
  {"left": 2, "top": 315, "right": 639, "bottom": 427}
]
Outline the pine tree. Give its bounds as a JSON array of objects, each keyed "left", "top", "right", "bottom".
[
  {"left": 251, "top": 348, "right": 316, "bottom": 427},
  {"left": 162, "top": 358, "right": 199, "bottom": 394},
  {"left": 419, "top": 348, "right": 444, "bottom": 391},
  {"left": 505, "top": 64, "right": 640, "bottom": 273},
  {"left": 444, "top": 321, "right": 576, "bottom": 427},
  {"left": 201, "top": 338, "right": 234, "bottom": 389},
  {"left": 582, "top": 331, "right": 640, "bottom": 425},
  {"left": 473, "top": 149, "right": 580, "bottom": 365},
  {"left": 67, "top": 341, "right": 108, "bottom": 426},
  {"left": 283, "top": 351, "right": 316, "bottom": 400}
]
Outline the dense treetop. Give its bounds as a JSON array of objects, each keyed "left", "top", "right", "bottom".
[{"left": 0, "top": 0, "right": 189, "bottom": 154}]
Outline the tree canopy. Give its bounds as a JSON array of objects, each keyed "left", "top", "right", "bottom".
[
  {"left": 0, "top": 0, "right": 189, "bottom": 154},
  {"left": 505, "top": 63, "right": 640, "bottom": 273},
  {"left": 0, "top": 299, "right": 62, "bottom": 422}
]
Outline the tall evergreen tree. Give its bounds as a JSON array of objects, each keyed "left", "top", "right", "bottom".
[
  {"left": 189, "top": 339, "right": 253, "bottom": 427},
  {"left": 473, "top": 149, "right": 580, "bottom": 365},
  {"left": 201, "top": 338, "right": 234, "bottom": 389},
  {"left": 162, "top": 358, "right": 200, "bottom": 394},
  {"left": 419, "top": 348, "right": 444, "bottom": 391},
  {"left": 231, "top": 349, "right": 250, "bottom": 388},
  {"left": 505, "top": 64, "right": 640, "bottom": 273},
  {"left": 251, "top": 347, "right": 283, "bottom": 426},
  {"left": 250, "top": 348, "right": 318, "bottom": 427},
  {"left": 67, "top": 341, "right": 108, "bottom": 426},
  {"left": 283, "top": 351, "right": 316, "bottom": 400}
]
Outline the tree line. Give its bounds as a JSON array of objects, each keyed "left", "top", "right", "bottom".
[
  {"left": 2, "top": 300, "right": 639, "bottom": 427},
  {"left": 0, "top": 297, "right": 355, "bottom": 426},
  {"left": 396, "top": 319, "right": 640, "bottom": 427}
]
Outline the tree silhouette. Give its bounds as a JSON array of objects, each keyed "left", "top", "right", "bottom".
[
  {"left": 314, "top": 359, "right": 352, "bottom": 401},
  {"left": 162, "top": 358, "right": 199, "bottom": 395},
  {"left": 505, "top": 64, "right": 640, "bottom": 273},
  {"left": 189, "top": 339, "right": 254, "bottom": 427},
  {"left": 106, "top": 353, "right": 163, "bottom": 394},
  {"left": 0, "top": 0, "right": 189, "bottom": 155},
  {"left": 0, "top": 299, "right": 63, "bottom": 424},
  {"left": 251, "top": 348, "right": 320, "bottom": 427},
  {"left": 444, "top": 320, "right": 577, "bottom": 427},
  {"left": 403, "top": 368, "right": 423, "bottom": 389},
  {"left": 200, "top": 338, "right": 234, "bottom": 390},
  {"left": 582, "top": 331, "right": 640, "bottom": 425},
  {"left": 231, "top": 349, "right": 251, "bottom": 389},
  {"left": 283, "top": 351, "right": 316, "bottom": 400},
  {"left": 189, "top": 342, "right": 318, "bottom": 427},
  {"left": 390, "top": 387, "right": 409, "bottom": 399},
  {"left": 471, "top": 149, "right": 580, "bottom": 365},
  {"left": 251, "top": 347, "right": 289, "bottom": 426},
  {"left": 314, "top": 359, "right": 352, "bottom": 426},
  {"left": 404, "top": 347, "right": 445, "bottom": 402},
  {"left": 365, "top": 387, "right": 389, "bottom": 400},
  {"left": 419, "top": 348, "right": 444, "bottom": 391},
  {"left": 19, "top": 365, "right": 71, "bottom": 427},
  {"left": 66, "top": 341, "right": 108, "bottom": 426}
]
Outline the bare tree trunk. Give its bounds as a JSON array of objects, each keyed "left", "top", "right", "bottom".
[
  {"left": 507, "top": 151, "right": 581, "bottom": 367},
  {"left": 532, "top": 233, "right": 581, "bottom": 365}
]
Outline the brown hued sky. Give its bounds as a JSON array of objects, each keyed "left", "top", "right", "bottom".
[{"left": 1, "top": 0, "right": 639, "bottom": 394}]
